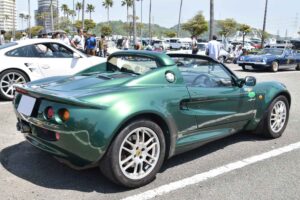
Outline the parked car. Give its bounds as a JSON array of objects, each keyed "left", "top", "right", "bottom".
[
  {"left": 237, "top": 48, "right": 300, "bottom": 72},
  {"left": 14, "top": 51, "right": 291, "bottom": 188},
  {"left": 152, "top": 39, "right": 170, "bottom": 50},
  {"left": 0, "top": 39, "right": 106, "bottom": 100}
]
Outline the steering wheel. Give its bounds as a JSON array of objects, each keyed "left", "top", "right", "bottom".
[{"left": 192, "top": 74, "right": 215, "bottom": 87}]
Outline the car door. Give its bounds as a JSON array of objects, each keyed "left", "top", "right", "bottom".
[
  {"left": 172, "top": 55, "right": 255, "bottom": 142},
  {"left": 5, "top": 44, "right": 43, "bottom": 77},
  {"left": 34, "top": 42, "right": 90, "bottom": 77}
]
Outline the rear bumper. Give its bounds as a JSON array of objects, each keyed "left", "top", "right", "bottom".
[{"left": 15, "top": 110, "right": 105, "bottom": 169}]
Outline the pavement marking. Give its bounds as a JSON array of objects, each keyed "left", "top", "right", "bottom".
[{"left": 122, "top": 141, "right": 300, "bottom": 200}]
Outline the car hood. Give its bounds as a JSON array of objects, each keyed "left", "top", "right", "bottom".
[{"left": 241, "top": 54, "right": 277, "bottom": 61}]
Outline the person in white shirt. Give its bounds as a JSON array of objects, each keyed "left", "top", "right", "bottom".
[
  {"left": 61, "top": 33, "right": 70, "bottom": 46},
  {"left": 122, "top": 37, "right": 129, "bottom": 50},
  {"left": 71, "top": 28, "right": 85, "bottom": 52},
  {"left": 206, "top": 35, "right": 221, "bottom": 60}
]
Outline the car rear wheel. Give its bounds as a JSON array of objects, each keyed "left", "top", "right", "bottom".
[
  {"left": 296, "top": 64, "right": 300, "bottom": 71},
  {"left": 100, "top": 119, "right": 166, "bottom": 188},
  {"left": 241, "top": 65, "right": 246, "bottom": 71},
  {"left": 270, "top": 61, "right": 279, "bottom": 72},
  {"left": 0, "top": 69, "right": 29, "bottom": 100},
  {"left": 261, "top": 95, "right": 289, "bottom": 138}
]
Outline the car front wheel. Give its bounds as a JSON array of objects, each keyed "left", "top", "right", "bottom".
[
  {"left": 296, "top": 64, "right": 300, "bottom": 71},
  {"left": 270, "top": 61, "right": 279, "bottom": 72},
  {"left": 262, "top": 95, "right": 289, "bottom": 138},
  {"left": 100, "top": 119, "right": 166, "bottom": 188},
  {"left": 0, "top": 69, "right": 29, "bottom": 100}
]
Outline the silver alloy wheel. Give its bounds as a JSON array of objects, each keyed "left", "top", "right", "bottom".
[
  {"left": 270, "top": 100, "right": 287, "bottom": 133},
  {"left": 0, "top": 72, "right": 26, "bottom": 99},
  {"left": 272, "top": 62, "right": 278, "bottom": 72},
  {"left": 119, "top": 127, "right": 160, "bottom": 180}
]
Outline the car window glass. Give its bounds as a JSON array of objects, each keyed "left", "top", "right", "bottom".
[
  {"left": 6, "top": 45, "right": 38, "bottom": 57},
  {"left": 51, "top": 43, "right": 74, "bottom": 58},
  {"left": 108, "top": 56, "right": 158, "bottom": 75},
  {"left": 172, "top": 56, "right": 233, "bottom": 88},
  {"left": 34, "top": 44, "right": 53, "bottom": 57}
]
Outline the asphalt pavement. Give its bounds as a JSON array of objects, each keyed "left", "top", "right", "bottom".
[{"left": 0, "top": 64, "right": 300, "bottom": 200}]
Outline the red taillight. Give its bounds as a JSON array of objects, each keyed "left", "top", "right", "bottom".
[
  {"left": 46, "top": 107, "right": 54, "bottom": 119},
  {"left": 15, "top": 87, "right": 28, "bottom": 95},
  {"left": 55, "top": 132, "right": 60, "bottom": 140}
]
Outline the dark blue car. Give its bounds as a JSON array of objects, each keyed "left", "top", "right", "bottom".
[{"left": 237, "top": 48, "right": 300, "bottom": 72}]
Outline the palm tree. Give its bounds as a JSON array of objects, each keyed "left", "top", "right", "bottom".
[
  {"left": 36, "top": 12, "right": 48, "bottom": 29},
  {"left": 261, "top": 0, "right": 268, "bottom": 48},
  {"left": 121, "top": 0, "right": 133, "bottom": 24},
  {"left": 177, "top": 0, "right": 183, "bottom": 37},
  {"left": 209, "top": 0, "right": 214, "bottom": 40},
  {"left": 132, "top": 0, "right": 137, "bottom": 44},
  {"left": 86, "top": 4, "right": 95, "bottom": 20},
  {"left": 50, "top": 0, "right": 54, "bottom": 31},
  {"left": 24, "top": 14, "right": 30, "bottom": 30},
  {"left": 76, "top": 2, "right": 82, "bottom": 21},
  {"left": 137, "top": 0, "right": 143, "bottom": 37},
  {"left": 28, "top": 0, "right": 31, "bottom": 38},
  {"left": 19, "top": 13, "right": 25, "bottom": 30},
  {"left": 61, "top": 4, "right": 70, "bottom": 19},
  {"left": 102, "top": 0, "right": 113, "bottom": 23}
]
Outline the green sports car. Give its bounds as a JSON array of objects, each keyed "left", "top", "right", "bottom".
[{"left": 13, "top": 51, "right": 291, "bottom": 188}]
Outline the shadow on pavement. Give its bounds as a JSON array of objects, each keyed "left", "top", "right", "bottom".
[{"left": 0, "top": 132, "right": 266, "bottom": 193}]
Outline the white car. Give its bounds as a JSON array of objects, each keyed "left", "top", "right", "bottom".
[
  {"left": 0, "top": 39, "right": 106, "bottom": 100},
  {"left": 152, "top": 40, "right": 170, "bottom": 50}
]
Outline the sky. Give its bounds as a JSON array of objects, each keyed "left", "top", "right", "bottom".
[{"left": 16, "top": 0, "right": 300, "bottom": 37}]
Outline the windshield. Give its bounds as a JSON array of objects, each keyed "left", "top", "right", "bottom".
[
  {"left": 107, "top": 55, "right": 158, "bottom": 75},
  {"left": 197, "top": 44, "right": 207, "bottom": 51},
  {"left": 0, "top": 42, "right": 18, "bottom": 50},
  {"left": 257, "top": 48, "right": 284, "bottom": 55}
]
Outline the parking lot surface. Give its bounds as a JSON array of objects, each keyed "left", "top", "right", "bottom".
[{"left": 1, "top": 64, "right": 300, "bottom": 200}]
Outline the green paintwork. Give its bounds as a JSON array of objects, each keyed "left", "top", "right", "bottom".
[{"left": 13, "top": 51, "right": 291, "bottom": 168}]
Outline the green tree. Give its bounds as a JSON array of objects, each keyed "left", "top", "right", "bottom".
[
  {"left": 165, "top": 31, "right": 176, "bottom": 38},
  {"left": 30, "top": 26, "right": 44, "bottom": 37},
  {"left": 74, "top": 19, "right": 96, "bottom": 31},
  {"left": 61, "top": 4, "right": 70, "bottom": 19},
  {"left": 182, "top": 12, "right": 208, "bottom": 36},
  {"left": 86, "top": 4, "right": 95, "bottom": 20},
  {"left": 102, "top": 0, "right": 113, "bottom": 23},
  {"left": 218, "top": 18, "right": 237, "bottom": 38},
  {"left": 238, "top": 24, "right": 252, "bottom": 46},
  {"left": 101, "top": 24, "right": 112, "bottom": 36},
  {"left": 76, "top": 2, "right": 82, "bottom": 21}
]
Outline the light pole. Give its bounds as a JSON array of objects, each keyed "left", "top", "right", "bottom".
[
  {"left": 27, "top": 0, "right": 31, "bottom": 38},
  {"left": 82, "top": 0, "right": 85, "bottom": 29},
  {"left": 133, "top": 0, "right": 137, "bottom": 45},
  {"left": 261, "top": 0, "right": 268, "bottom": 48},
  {"left": 177, "top": 0, "right": 183, "bottom": 37},
  {"left": 140, "top": 0, "right": 143, "bottom": 38},
  {"left": 149, "top": 0, "right": 152, "bottom": 43},
  {"left": 209, "top": 0, "right": 214, "bottom": 40}
]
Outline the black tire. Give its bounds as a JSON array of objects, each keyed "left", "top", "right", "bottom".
[
  {"left": 258, "top": 96, "right": 290, "bottom": 138},
  {"left": 270, "top": 61, "right": 279, "bottom": 72},
  {"left": 100, "top": 119, "right": 166, "bottom": 188},
  {"left": 0, "top": 69, "right": 29, "bottom": 100},
  {"left": 296, "top": 64, "right": 300, "bottom": 71}
]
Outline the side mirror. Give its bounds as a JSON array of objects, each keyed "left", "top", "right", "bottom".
[
  {"left": 244, "top": 76, "right": 256, "bottom": 87},
  {"left": 73, "top": 52, "right": 81, "bottom": 59}
]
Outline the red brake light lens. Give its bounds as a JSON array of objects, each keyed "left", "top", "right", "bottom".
[{"left": 46, "top": 107, "right": 54, "bottom": 119}]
